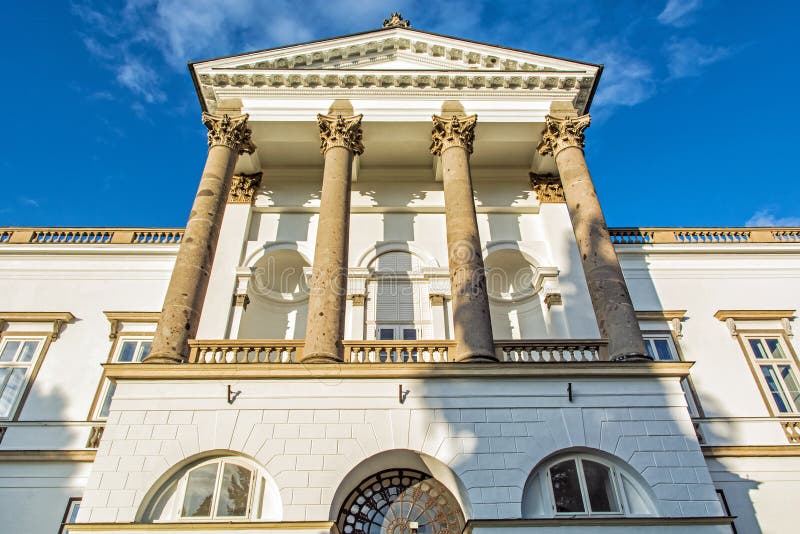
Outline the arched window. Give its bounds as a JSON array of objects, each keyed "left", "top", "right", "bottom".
[
  {"left": 523, "top": 452, "right": 656, "bottom": 518},
  {"left": 337, "top": 468, "right": 465, "bottom": 534},
  {"left": 142, "top": 457, "right": 279, "bottom": 522}
]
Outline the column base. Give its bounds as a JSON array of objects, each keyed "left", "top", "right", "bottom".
[
  {"left": 610, "top": 353, "right": 654, "bottom": 362},
  {"left": 300, "top": 352, "right": 344, "bottom": 363},
  {"left": 455, "top": 352, "right": 499, "bottom": 363},
  {"left": 143, "top": 352, "right": 185, "bottom": 364}
]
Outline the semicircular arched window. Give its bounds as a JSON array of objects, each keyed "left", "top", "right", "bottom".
[
  {"left": 523, "top": 453, "right": 656, "bottom": 518},
  {"left": 143, "top": 457, "right": 279, "bottom": 522},
  {"left": 337, "top": 468, "right": 465, "bottom": 534}
]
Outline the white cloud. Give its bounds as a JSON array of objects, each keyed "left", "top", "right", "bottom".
[
  {"left": 746, "top": 209, "right": 800, "bottom": 227},
  {"left": 116, "top": 58, "right": 166, "bottom": 103},
  {"left": 665, "top": 37, "right": 729, "bottom": 78},
  {"left": 573, "top": 41, "right": 655, "bottom": 110},
  {"left": 657, "top": 0, "right": 702, "bottom": 27}
]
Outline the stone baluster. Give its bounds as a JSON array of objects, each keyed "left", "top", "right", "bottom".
[
  {"left": 301, "top": 113, "right": 364, "bottom": 362},
  {"left": 537, "top": 107, "right": 648, "bottom": 361},
  {"left": 431, "top": 115, "right": 496, "bottom": 362},
  {"left": 146, "top": 113, "right": 255, "bottom": 363}
]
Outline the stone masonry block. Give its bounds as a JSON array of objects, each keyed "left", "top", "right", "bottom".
[
  {"left": 152, "top": 425, "right": 178, "bottom": 440},
  {"left": 263, "top": 411, "right": 290, "bottom": 423},
  {"left": 285, "top": 438, "right": 312, "bottom": 455},
  {"left": 107, "top": 489, "right": 136, "bottom": 508},
  {"left": 314, "top": 411, "right": 340, "bottom": 423},
  {"left": 134, "top": 439, "right": 162, "bottom": 456},
  {"left": 119, "top": 411, "right": 146, "bottom": 425},
  {"left": 144, "top": 411, "right": 169, "bottom": 425},
  {"left": 167, "top": 412, "right": 193, "bottom": 425},
  {"left": 461, "top": 409, "right": 486, "bottom": 423},
  {"left": 340, "top": 410, "right": 365, "bottom": 424},
  {"left": 288, "top": 410, "right": 314, "bottom": 423},
  {"left": 274, "top": 423, "right": 301, "bottom": 439}
]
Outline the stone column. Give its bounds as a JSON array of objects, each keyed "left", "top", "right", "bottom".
[
  {"left": 301, "top": 114, "right": 364, "bottom": 362},
  {"left": 431, "top": 115, "right": 496, "bottom": 362},
  {"left": 537, "top": 111, "right": 648, "bottom": 361},
  {"left": 145, "top": 113, "right": 255, "bottom": 363}
]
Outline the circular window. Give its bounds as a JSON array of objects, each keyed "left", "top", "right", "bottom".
[{"left": 337, "top": 469, "right": 464, "bottom": 534}]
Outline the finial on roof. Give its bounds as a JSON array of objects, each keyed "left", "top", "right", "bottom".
[{"left": 383, "top": 13, "right": 410, "bottom": 28}]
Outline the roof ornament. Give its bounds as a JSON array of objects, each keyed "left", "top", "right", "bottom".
[{"left": 383, "top": 12, "right": 410, "bottom": 28}]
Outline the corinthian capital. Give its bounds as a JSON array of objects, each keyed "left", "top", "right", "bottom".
[
  {"left": 228, "top": 172, "right": 263, "bottom": 204},
  {"left": 537, "top": 114, "right": 591, "bottom": 157},
  {"left": 202, "top": 112, "right": 256, "bottom": 154},
  {"left": 317, "top": 114, "right": 364, "bottom": 155},
  {"left": 430, "top": 114, "right": 477, "bottom": 155}
]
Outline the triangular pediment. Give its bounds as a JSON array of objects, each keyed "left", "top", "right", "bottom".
[{"left": 193, "top": 27, "right": 598, "bottom": 75}]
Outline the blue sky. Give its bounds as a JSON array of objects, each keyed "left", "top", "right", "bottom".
[{"left": 1, "top": 0, "right": 798, "bottom": 227}]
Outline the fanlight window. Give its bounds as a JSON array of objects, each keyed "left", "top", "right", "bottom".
[
  {"left": 147, "top": 457, "right": 275, "bottom": 522},
  {"left": 338, "top": 469, "right": 464, "bottom": 534},
  {"left": 525, "top": 453, "right": 655, "bottom": 518}
]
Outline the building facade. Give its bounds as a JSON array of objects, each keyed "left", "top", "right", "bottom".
[{"left": 1, "top": 15, "right": 798, "bottom": 534}]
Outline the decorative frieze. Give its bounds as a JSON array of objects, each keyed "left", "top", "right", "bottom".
[
  {"left": 228, "top": 172, "right": 263, "bottom": 204},
  {"left": 537, "top": 114, "right": 592, "bottom": 158},
  {"left": 201, "top": 112, "right": 256, "bottom": 154},
  {"left": 430, "top": 114, "right": 477, "bottom": 155},
  {"left": 317, "top": 114, "right": 365, "bottom": 155},
  {"left": 529, "top": 173, "right": 565, "bottom": 203}
]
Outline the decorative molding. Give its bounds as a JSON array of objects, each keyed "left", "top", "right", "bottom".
[
  {"left": 228, "top": 172, "right": 262, "bottom": 204},
  {"left": 201, "top": 112, "right": 255, "bottom": 154},
  {"left": 86, "top": 425, "right": 104, "bottom": 448},
  {"left": 348, "top": 294, "right": 366, "bottom": 306},
  {"left": 383, "top": 13, "right": 410, "bottom": 28},
  {"left": 431, "top": 114, "right": 477, "bottom": 155},
  {"left": 543, "top": 293, "right": 562, "bottom": 309},
  {"left": 636, "top": 310, "right": 687, "bottom": 338},
  {"left": 701, "top": 445, "right": 800, "bottom": 457},
  {"left": 233, "top": 293, "right": 250, "bottom": 310},
  {"left": 714, "top": 309, "right": 795, "bottom": 337},
  {"left": 317, "top": 113, "right": 364, "bottom": 155},
  {"left": 67, "top": 521, "right": 337, "bottom": 532},
  {"left": 0, "top": 312, "right": 75, "bottom": 341},
  {"left": 781, "top": 421, "right": 800, "bottom": 443},
  {"left": 537, "top": 113, "right": 592, "bottom": 158},
  {"left": 429, "top": 294, "right": 445, "bottom": 306},
  {"left": 0, "top": 449, "right": 96, "bottom": 462},
  {"left": 464, "top": 517, "right": 734, "bottom": 531},
  {"left": 103, "top": 311, "right": 160, "bottom": 340},
  {"left": 529, "top": 173, "right": 565, "bottom": 203},
  {"left": 103, "top": 361, "right": 693, "bottom": 380}
]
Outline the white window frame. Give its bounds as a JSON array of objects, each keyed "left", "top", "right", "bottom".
[
  {"left": 59, "top": 497, "right": 81, "bottom": 533},
  {"left": 545, "top": 454, "right": 626, "bottom": 517},
  {"left": 93, "top": 336, "right": 152, "bottom": 420},
  {"left": 741, "top": 334, "right": 800, "bottom": 415},
  {"left": 643, "top": 333, "right": 702, "bottom": 417},
  {"left": 0, "top": 335, "right": 47, "bottom": 420},
  {"left": 168, "top": 457, "right": 265, "bottom": 522}
]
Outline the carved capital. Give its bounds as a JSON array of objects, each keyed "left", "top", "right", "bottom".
[
  {"left": 233, "top": 293, "right": 250, "bottom": 310},
  {"left": 202, "top": 112, "right": 256, "bottom": 155},
  {"left": 537, "top": 114, "right": 591, "bottom": 158},
  {"left": 348, "top": 294, "right": 366, "bottom": 306},
  {"left": 529, "top": 173, "right": 565, "bottom": 203},
  {"left": 317, "top": 114, "right": 364, "bottom": 155},
  {"left": 228, "top": 172, "right": 263, "bottom": 204},
  {"left": 430, "top": 114, "right": 477, "bottom": 155},
  {"left": 383, "top": 12, "right": 410, "bottom": 28},
  {"left": 429, "top": 294, "right": 445, "bottom": 306}
]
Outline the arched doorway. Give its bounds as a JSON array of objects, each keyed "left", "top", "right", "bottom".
[{"left": 337, "top": 468, "right": 465, "bottom": 534}]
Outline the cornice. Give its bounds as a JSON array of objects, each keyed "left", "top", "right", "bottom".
[
  {"left": 0, "top": 449, "right": 96, "bottom": 462},
  {"left": 636, "top": 310, "right": 687, "bottom": 321},
  {"left": 0, "top": 311, "right": 75, "bottom": 340},
  {"left": 713, "top": 310, "right": 795, "bottom": 321},
  {"left": 103, "top": 311, "right": 161, "bottom": 340},
  {"left": 67, "top": 521, "right": 336, "bottom": 532},
  {"left": 702, "top": 445, "right": 800, "bottom": 457},
  {"left": 103, "top": 361, "right": 693, "bottom": 380}
]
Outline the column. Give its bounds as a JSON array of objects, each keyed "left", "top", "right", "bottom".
[
  {"left": 431, "top": 115, "right": 496, "bottom": 362},
  {"left": 301, "top": 114, "right": 364, "bottom": 362},
  {"left": 145, "top": 113, "right": 254, "bottom": 363},
  {"left": 537, "top": 110, "right": 648, "bottom": 361}
]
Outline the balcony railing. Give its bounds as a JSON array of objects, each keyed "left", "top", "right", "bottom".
[
  {"left": 609, "top": 227, "right": 800, "bottom": 244},
  {"left": 188, "top": 339, "right": 607, "bottom": 364},
  {"left": 0, "top": 227, "right": 184, "bottom": 245}
]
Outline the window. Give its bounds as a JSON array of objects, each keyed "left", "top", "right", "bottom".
[
  {"left": 0, "top": 337, "right": 45, "bottom": 419},
  {"left": 715, "top": 489, "right": 737, "bottom": 534},
  {"left": 144, "top": 457, "right": 277, "bottom": 522},
  {"left": 643, "top": 334, "right": 702, "bottom": 417},
  {"left": 58, "top": 498, "right": 81, "bottom": 534},
  {"left": 523, "top": 452, "right": 655, "bottom": 518},
  {"left": 94, "top": 338, "right": 151, "bottom": 419},
  {"left": 743, "top": 335, "right": 800, "bottom": 414}
]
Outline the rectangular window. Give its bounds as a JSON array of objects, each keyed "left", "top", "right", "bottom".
[
  {"left": 643, "top": 334, "right": 702, "bottom": 417},
  {"left": 94, "top": 338, "right": 151, "bottom": 419},
  {"left": 59, "top": 497, "right": 81, "bottom": 534},
  {"left": 743, "top": 335, "right": 800, "bottom": 414},
  {"left": 715, "top": 489, "right": 737, "bottom": 533},
  {"left": 0, "top": 337, "right": 45, "bottom": 419}
]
